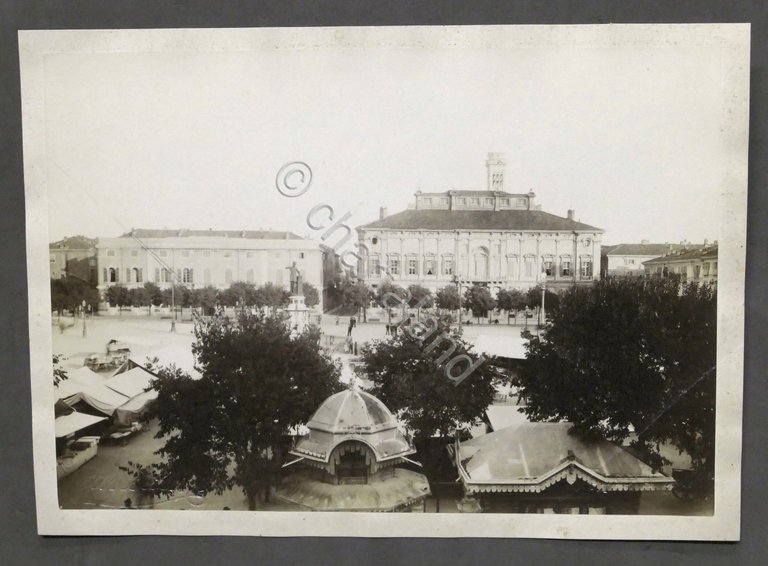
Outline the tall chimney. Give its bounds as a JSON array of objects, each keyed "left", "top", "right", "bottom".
[
  {"left": 567, "top": 209, "right": 575, "bottom": 221},
  {"left": 379, "top": 207, "right": 388, "bottom": 220},
  {"left": 486, "top": 152, "right": 506, "bottom": 192}
]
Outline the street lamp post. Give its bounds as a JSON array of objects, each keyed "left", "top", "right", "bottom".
[
  {"left": 454, "top": 274, "right": 463, "bottom": 331},
  {"left": 170, "top": 279, "right": 176, "bottom": 333},
  {"left": 81, "top": 299, "right": 87, "bottom": 338}
]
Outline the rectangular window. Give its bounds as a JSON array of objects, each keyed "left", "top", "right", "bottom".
[
  {"left": 501, "top": 198, "right": 510, "bottom": 206},
  {"left": 440, "top": 198, "right": 449, "bottom": 206},
  {"left": 626, "top": 258, "right": 635, "bottom": 265},
  {"left": 484, "top": 197, "right": 493, "bottom": 206},
  {"left": 516, "top": 198, "right": 526, "bottom": 208},
  {"left": 299, "top": 252, "right": 305, "bottom": 259},
  {"left": 456, "top": 197, "right": 466, "bottom": 205},
  {"left": 369, "top": 258, "right": 381, "bottom": 276},
  {"left": 443, "top": 258, "right": 454, "bottom": 276},
  {"left": 713, "top": 261, "right": 718, "bottom": 274},
  {"left": 524, "top": 258, "right": 534, "bottom": 277},
  {"left": 103, "top": 268, "right": 108, "bottom": 283},
  {"left": 703, "top": 262, "right": 710, "bottom": 276},
  {"left": 424, "top": 197, "right": 432, "bottom": 205},
  {"left": 130, "top": 250, "right": 138, "bottom": 257},
  {"left": 470, "top": 197, "right": 480, "bottom": 206},
  {"left": 107, "top": 249, "right": 115, "bottom": 257},
  {"left": 544, "top": 260, "right": 553, "bottom": 276},
  {"left": 136, "top": 269, "right": 143, "bottom": 283},
  {"left": 126, "top": 268, "right": 131, "bottom": 283},
  {"left": 561, "top": 260, "right": 572, "bottom": 276},
  {"left": 407, "top": 258, "right": 418, "bottom": 275},
  {"left": 424, "top": 258, "right": 435, "bottom": 275},
  {"left": 693, "top": 265, "right": 701, "bottom": 280},
  {"left": 581, "top": 259, "right": 593, "bottom": 278},
  {"left": 388, "top": 258, "right": 400, "bottom": 275}
]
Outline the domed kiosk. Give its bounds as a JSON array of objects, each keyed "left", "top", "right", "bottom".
[{"left": 277, "top": 389, "right": 430, "bottom": 512}]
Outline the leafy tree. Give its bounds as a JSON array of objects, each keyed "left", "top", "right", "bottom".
[
  {"left": 497, "top": 288, "right": 527, "bottom": 313},
  {"left": 190, "top": 285, "right": 220, "bottom": 314},
  {"left": 161, "top": 285, "right": 192, "bottom": 308},
  {"left": 127, "top": 286, "right": 150, "bottom": 307},
  {"left": 53, "top": 354, "right": 68, "bottom": 387},
  {"left": 463, "top": 285, "right": 497, "bottom": 322},
  {"left": 514, "top": 277, "right": 716, "bottom": 495},
  {"left": 220, "top": 282, "right": 259, "bottom": 307},
  {"left": 255, "top": 282, "right": 289, "bottom": 309},
  {"left": 407, "top": 284, "right": 433, "bottom": 320},
  {"left": 524, "top": 285, "right": 561, "bottom": 321},
  {"left": 359, "top": 319, "right": 500, "bottom": 511},
  {"left": 375, "top": 281, "right": 408, "bottom": 323},
  {"left": 106, "top": 284, "right": 130, "bottom": 308},
  {"left": 50, "top": 276, "right": 100, "bottom": 315},
  {"left": 301, "top": 282, "right": 320, "bottom": 308},
  {"left": 122, "top": 312, "right": 342, "bottom": 510},
  {"left": 435, "top": 285, "right": 461, "bottom": 311},
  {"left": 341, "top": 280, "right": 372, "bottom": 321},
  {"left": 143, "top": 282, "right": 163, "bottom": 307}
]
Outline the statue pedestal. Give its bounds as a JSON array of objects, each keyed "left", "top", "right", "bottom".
[{"left": 286, "top": 295, "right": 309, "bottom": 336}]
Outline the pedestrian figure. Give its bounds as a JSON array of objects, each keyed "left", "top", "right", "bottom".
[{"left": 347, "top": 322, "right": 353, "bottom": 338}]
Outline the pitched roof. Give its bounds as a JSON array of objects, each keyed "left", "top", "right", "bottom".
[
  {"left": 49, "top": 235, "right": 97, "bottom": 250},
  {"left": 359, "top": 209, "right": 601, "bottom": 232},
  {"left": 456, "top": 422, "right": 674, "bottom": 493},
  {"left": 605, "top": 243, "right": 704, "bottom": 257},
  {"left": 644, "top": 245, "right": 718, "bottom": 265},
  {"left": 119, "top": 229, "right": 303, "bottom": 240}
]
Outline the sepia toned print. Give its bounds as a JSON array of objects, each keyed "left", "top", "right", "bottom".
[{"left": 21, "top": 24, "right": 748, "bottom": 538}]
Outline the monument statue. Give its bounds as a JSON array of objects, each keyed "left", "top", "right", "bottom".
[{"left": 286, "top": 261, "right": 303, "bottom": 295}]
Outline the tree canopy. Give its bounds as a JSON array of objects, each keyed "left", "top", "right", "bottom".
[
  {"left": 435, "top": 285, "right": 461, "bottom": 311},
  {"left": 514, "top": 277, "right": 716, "bottom": 491},
  {"left": 51, "top": 276, "right": 100, "bottom": 314},
  {"left": 463, "top": 284, "right": 497, "bottom": 321},
  {"left": 301, "top": 282, "right": 320, "bottom": 308},
  {"left": 124, "top": 312, "right": 342, "bottom": 509},
  {"left": 359, "top": 321, "right": 500, "bottom": 441},
  {"left": 496, "top": 288, "right": 527, "bottom": 312}
]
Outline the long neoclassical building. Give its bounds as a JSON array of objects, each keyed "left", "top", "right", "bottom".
[
  {"left": 96, "top": 229, "right": 324, "bottom": 306},
  {"left": 357, "top": 154, "right": 603, "bottom": 294}
]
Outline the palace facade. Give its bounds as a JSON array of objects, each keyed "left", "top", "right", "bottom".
[
  {"left": 96, "top": 229, "right": 325, "bottom": 308},
  {"left": 356, "top": 154, "right": 603, "bottom": 294}
]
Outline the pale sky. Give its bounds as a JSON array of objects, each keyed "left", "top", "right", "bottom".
[{"left": 43, "top": 29, "right": 732, "bottom": 250}]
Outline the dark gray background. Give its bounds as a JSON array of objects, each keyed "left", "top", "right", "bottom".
[{"left": 1, "top": 2, "right": 765, "bottom": 564}]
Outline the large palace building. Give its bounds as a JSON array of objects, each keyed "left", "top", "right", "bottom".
[
  {"left": 356, "top": 153, "right": 603, "bottom": 294},
  {"left": 96, "top": 229, "right": 325, "bottom": 307}
]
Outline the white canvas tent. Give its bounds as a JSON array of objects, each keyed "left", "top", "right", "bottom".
[
  {"left": 471, "top": 333, "right": 527, "bottom": 360},
  {"left": 104, "top": 366, "right": 156, "bottom": 398},
  {"left": 55, "top": 410, "right": 107, "bottom": 438},
  {"left": 117, "top": 344, "right": 201, "bottom": 380},
  {"left": 55, "top": 368, "right": 130, "bottom": 416}
]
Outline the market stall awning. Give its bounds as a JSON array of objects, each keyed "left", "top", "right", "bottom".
[
  {"left": 55, "top": 411, "right": 107, "bottom": 438},
  {"left": 104, "top": 366, "right": 155, "bottom": 398}
]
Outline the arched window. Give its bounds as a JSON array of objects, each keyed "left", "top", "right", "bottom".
[
  {"left": 132, "top": 267, "right": 142, "bottom": 283},
  {"left": 108, "top": 267, "right": 118, "bottom": 283}
]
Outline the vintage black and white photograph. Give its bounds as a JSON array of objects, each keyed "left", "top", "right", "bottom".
[{"left": 21, "top": 24, "right": 748, "bottom": 538}]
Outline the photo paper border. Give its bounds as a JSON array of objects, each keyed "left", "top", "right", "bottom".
[{"left": 20, "top": 24, "right": 749, "bottom": 539}]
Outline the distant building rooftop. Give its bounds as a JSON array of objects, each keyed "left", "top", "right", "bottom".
[
  {"left": 118, "top": 228, "right": 304, "bottom": 240},
  {"left": 49, "top": 235, "right": 97, "bottom": 250},
  {"left": 604, "top": 243, "right": 705, "bottom": 257},
  {"left": 358, "top": 209, "right": 601, "bottom": 232},
  {"left": 643, "top": 245, "right": 718, "bottom": 266}
]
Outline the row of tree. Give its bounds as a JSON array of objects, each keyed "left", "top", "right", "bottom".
[
  {"left": 104, "top": 281, "right": 320, "bottom": 311},
  {"left": 339, "top": 279, "right": 559, "bottom": 321}
]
